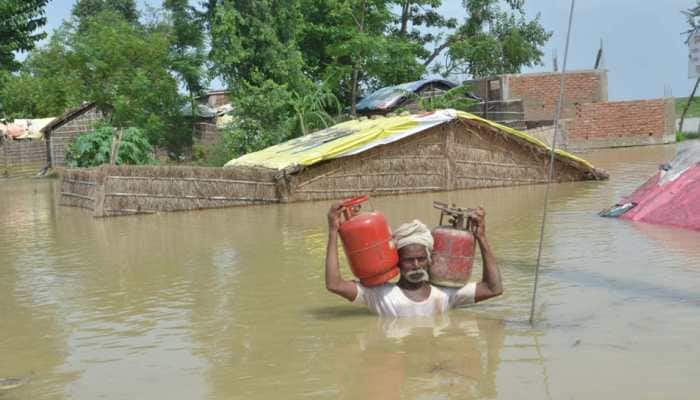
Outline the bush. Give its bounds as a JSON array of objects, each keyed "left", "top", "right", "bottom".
[
  {"left": 205, "top": 122, "right": 288, "bottom": 167},
  {"left": 66, "top": 125, "right": 156, "bottom": 167},
  {"left": 417, "top": 85, "right": 479, "bottom": 112},
  {"left": 191, "top": 143, "right": 207, "bottom": 163}
]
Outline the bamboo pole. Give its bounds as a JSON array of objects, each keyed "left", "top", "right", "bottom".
[{"left": 678, "top": 77, "right": 700, "bottom": 133}]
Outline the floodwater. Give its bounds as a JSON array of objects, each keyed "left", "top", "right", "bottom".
[{"left": 1, "top": 144, "right": 699, "bottom": 399}]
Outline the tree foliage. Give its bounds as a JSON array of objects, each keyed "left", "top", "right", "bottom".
[
  {"left": 289, "top": 83, "right": 341, "bottom": 136},
  {"left": 1, "top": 26, "right": 85, "bottom": 118},
  {"left": 72, "top": 0, "right": 139, "bottom": 27},
  {"left": 425, "top": 0, "right": 551, "bottom": 77},
  {"left": 415, "top": 85, "right": 479, "bottom": 112},
  {"left": 163, "top": 0, "right": 207, "bottom": 102},
  {"left": 0, "top": 0, "right": 49, "bottom": 73},
  {"left": 299, "top": 0, "right": 425, "bottom": 111},
  {"left": 208, "top": 0, "right": 310, "bottom": 94},
  {"left": 3, "top": 0, "right": 550, "bottom": 164},
  {"left": 66, "top": 125, "right": 155, "bottom": 167},
  {"left": 1, "top": 10, "right": 190, "bottom": 153},
  {"left": 206, "top": 0, "right": 315, "bottom": 158}
]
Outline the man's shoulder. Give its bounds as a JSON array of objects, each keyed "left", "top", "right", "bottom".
[
  {"left": 428, "top": 284, "right": 453, "bottom": 297},
  {"left": 357, "top": 282, "right": 399, "bottom": 297},
  {"left": 429, "top": 283, "right": 475, "bottom": 297}
]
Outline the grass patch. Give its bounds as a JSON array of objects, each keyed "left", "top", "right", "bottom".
[
  {"left": 677, "top": 131, "right": 700, "bottom": 141},
  {"left": 675, "top": 97, "right": 700, "bottom": 118}
]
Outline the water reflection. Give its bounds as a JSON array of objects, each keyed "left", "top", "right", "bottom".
[
  {"left": 325, "top": 314, "right": 505, "bottom": 400},
  {"left": 1, "top": 144, "right": 699, "bottom": 399}
]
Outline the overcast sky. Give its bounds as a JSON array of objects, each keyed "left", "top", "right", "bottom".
[{"left": 35, "top": 0, "right": 696, "bottom": 101}]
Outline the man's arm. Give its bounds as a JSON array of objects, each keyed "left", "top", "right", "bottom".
[
  {"left": 325, "top": 203, "right": 359, "bottom": 302},
  {"left": 470, "top": 207, "right": 503, "bottom": 303}
]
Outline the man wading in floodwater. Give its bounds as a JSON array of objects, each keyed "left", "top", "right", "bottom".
[{"left": 325, "top": 204, "right": 503, "bottom": 317}]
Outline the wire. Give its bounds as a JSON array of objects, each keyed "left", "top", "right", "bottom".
[{"left": 529, "top": 0, "right": 577, "bottom": 325}]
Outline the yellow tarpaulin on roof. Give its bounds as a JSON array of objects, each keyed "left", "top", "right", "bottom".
[{"left": 225, "top": 109, "right": 594, "bottom": 171}]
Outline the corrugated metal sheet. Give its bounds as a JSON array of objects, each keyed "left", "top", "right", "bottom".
[{"left": 355, "top": 79, "right": 457, "bottom": 112}]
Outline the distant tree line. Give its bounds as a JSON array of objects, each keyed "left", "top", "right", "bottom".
[{"left": 1, "top": 0, "right": 551, "bottom": 164}]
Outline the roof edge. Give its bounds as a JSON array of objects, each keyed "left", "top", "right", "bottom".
[{"left": 41, "top": 102, "right": 97, "bottom": 133}]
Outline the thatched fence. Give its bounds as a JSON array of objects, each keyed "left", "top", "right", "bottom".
[
  {"left": 61, "top": 117, "right": 608, "bottom": 218},
  {"left": 1, "top": 138, "right": 47, "bottom": 178},
  {"left": 61, "top": 165, "right": 278, "bottom": 216}
]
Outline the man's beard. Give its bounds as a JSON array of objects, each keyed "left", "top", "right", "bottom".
[{"left": 402, "top": 268, "right": 429, "bottom": 283}]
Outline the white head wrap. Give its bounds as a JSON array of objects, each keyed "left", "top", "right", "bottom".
[{"left": 392, "top": 220, "right": 434, "bottom": 252}]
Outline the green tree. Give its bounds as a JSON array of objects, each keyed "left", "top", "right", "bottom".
[
  {"left": 69, "top": 12, "right": 188, "bottom": 151},
  {"left": 4, "top": 11, "right": 189, "bottom": 152},
  {"left": 289, "top": 82, "right": 341, "bottom": 136},
  {"left": 422, "top": 0, "right": 551, "bottom": 77},
  {"left": 202, "top": 0, "right": 550, "bottom": 162},
  {"left": 163, "top": 0, "right": 207, "bottom": 109},
  {"left": 71, "top": 0, "right": 139, "bottom": 26},
  {"left": 0, "top": 26, "right": 84, "bottom": 118},
  {"left": 415, "top": 85, "right": 479, "bottom": 112},
  {"left": 299, "top": 0, "right": 424, "bottom": 113},
  {"left": 205, "top": 0, "right": 316, "bottom": 158},
  {"left": 208, "top": 0, "right": 310, "bottom": 94},
  {"left": 0, "top": 0, "right": 49, "bottom": 73},
  {"left": 65, "top": 125, "right": 156, "bottom": 167}
]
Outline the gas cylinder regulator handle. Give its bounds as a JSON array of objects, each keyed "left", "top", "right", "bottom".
[
  {"left": 433, "top": 201, "right": 476, "bottom": 231},
  {"left": 341, "top": 195, "right": 369, "bottom": 208},
  {"left": 340, "top": 195, "right": 370, "bottom": 221}
]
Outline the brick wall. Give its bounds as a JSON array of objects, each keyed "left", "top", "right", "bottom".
[
  {"left": 49, "top": 106, "right": 103, "bottom": 167},
  {"left": 562, "top": 98, "right": 676, "bottom": 150},
  {"left": 504, "top": 70, "right": 607, "bottom": 121},
  {"left": 1, "top": 139, "right": 47, "bottom": 177}
]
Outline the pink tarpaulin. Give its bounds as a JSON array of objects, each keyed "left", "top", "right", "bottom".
[{"left": 602, "top": 141, "right": 700, "bottom": 231}]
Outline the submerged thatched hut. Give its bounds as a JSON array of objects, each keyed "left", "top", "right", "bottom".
[
  {"left": 226, "top": 109, "right": 608, "bottom": 203},
  {"left": 61, "top": 110, "right": 607, "bottom": 217}
]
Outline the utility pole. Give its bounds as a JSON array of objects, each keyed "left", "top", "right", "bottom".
[{"left": 678, "top": 77, "right": 700, "bottom": 133}]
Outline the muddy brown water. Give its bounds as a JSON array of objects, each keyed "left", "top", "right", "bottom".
[{"left": 1, "top": 144, "right": 699, "bottom": 399}]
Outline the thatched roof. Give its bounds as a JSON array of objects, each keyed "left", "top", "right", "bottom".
[
  {"left": 41, "top": 102, "right": 96, "bottom": 134},
  {"left": 225, "top": 109, "right": 603, "bottom": 177}
]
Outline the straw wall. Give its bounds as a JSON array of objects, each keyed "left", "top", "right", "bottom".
[
  {"left": 61, "top": 164, "right": 278, "bottom": 216},
  {"left": 60, "top": 118, "right": 606, "bottom": 217},
  {"left": 60, "top": 168, "right": 100, "bottom": 211},
  {"left": 283, "top": 120, "right": 602, "bottom": 203},
  {"left": 282, "top": 124, "right": 449, "bottom": 202},
  {"left": 1, "top": 138, "right": 47, "bottom": 178},
  {"left": 451, "top": 119, "right": 590, "bottom": 189},
  {"left": 48, "top": 105, "right": 103, "bottom": 167}
]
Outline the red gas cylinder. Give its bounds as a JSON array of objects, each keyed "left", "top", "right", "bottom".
[
  {"left": 338, "top": 195, "right": 399, "bottom": 286},
  {"left": 429, "top": 202, "right": 476, "bottom": 287}
]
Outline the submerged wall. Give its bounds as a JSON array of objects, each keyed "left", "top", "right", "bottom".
[
  {"left": 60, "top": 120, "right": 608, "bottom": 217},
  {"left": 61, "top": 165, "right": 278, "bottom": 217},
  {"left": 1, "top": 139, "right": 47, "bottom": 178}
]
